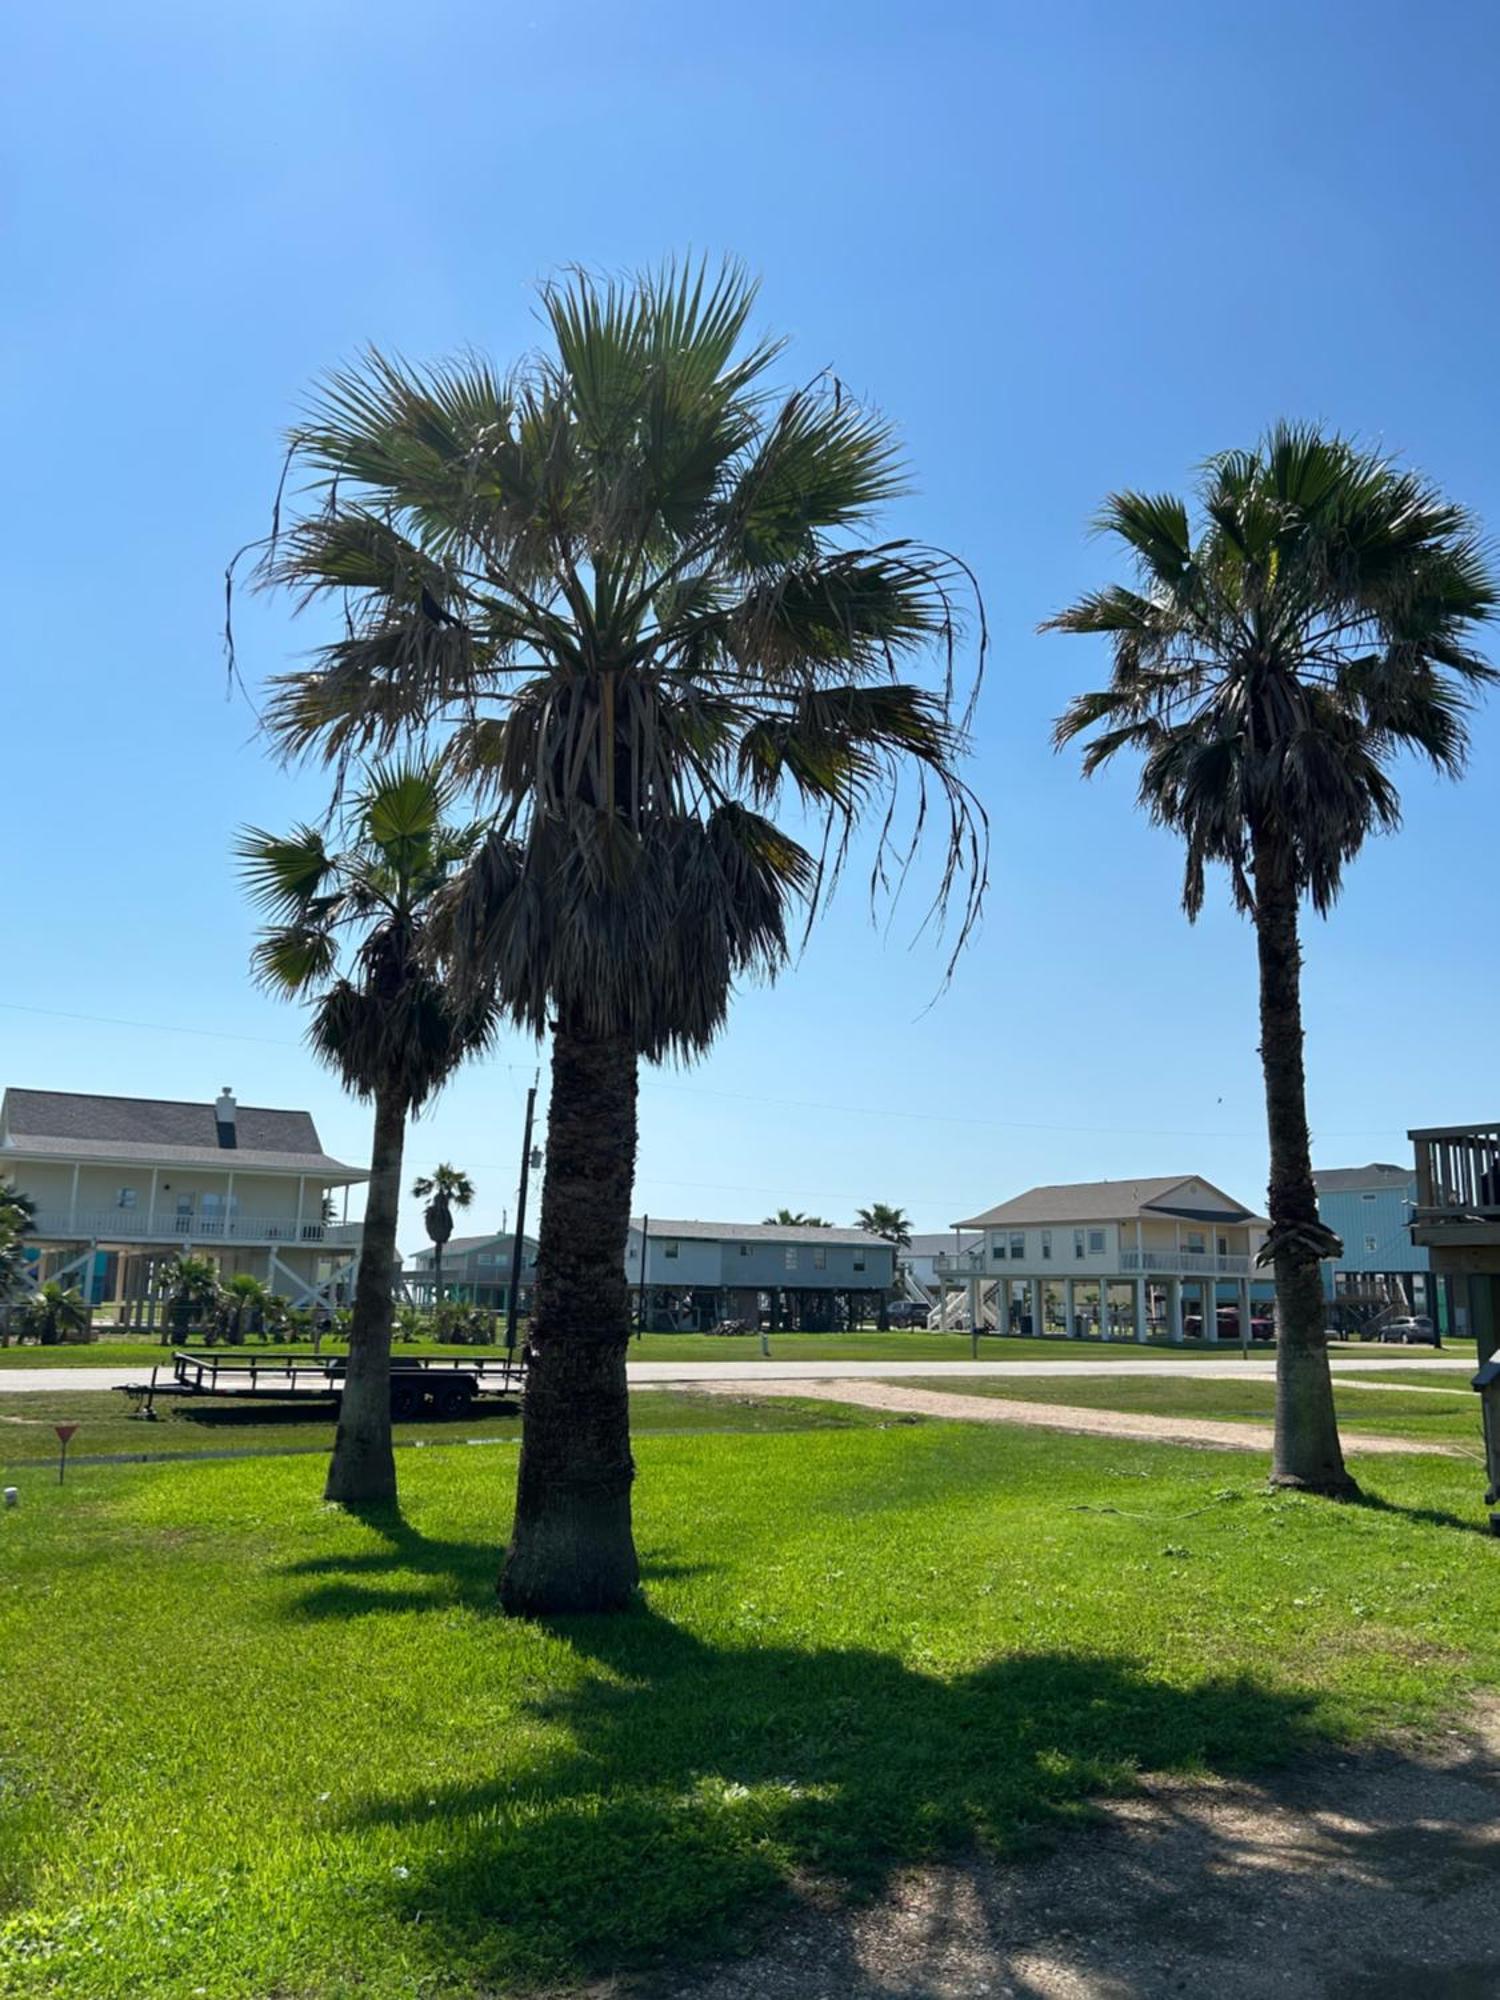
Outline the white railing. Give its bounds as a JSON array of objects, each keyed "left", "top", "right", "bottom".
[
  {"left": 30, "top": 1209, "right": 328, "bottom": 1245},
  {"left": 1120, "top": 1249, "right": 1250, "bottom": 1277},
  {"left": 934, "top": 1247, "right": 1251, "bottom": 1278}
]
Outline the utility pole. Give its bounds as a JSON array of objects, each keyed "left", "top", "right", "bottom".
[
  {"left": 636, "top": 1215, "right": 649, "bottom": 1338},
  {"left": 505, "top": 1078, "right": 538, "bottom": 1360}
]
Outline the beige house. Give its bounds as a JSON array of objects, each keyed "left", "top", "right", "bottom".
[
  {"left": 935, "top": 1175, "right": 1266, "bottom": 1342},
  {"left": 1, "top": 1086, "right": 368, "bottom": 1321}
]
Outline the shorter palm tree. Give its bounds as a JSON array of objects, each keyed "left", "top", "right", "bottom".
[
  {"left": 1049, "top": 423, "right": 1497, "bottom": 1493},
  {"left": 24, "top": 1281, "right": 89, "bottom": 1346},
  {"left": 856, "top": 1202, "right": 914, "bottom": 1328},
  {"left": 0, "top": 1178, "right": 36, "bottom": 1300},
  {"left": 220, "top": 1273, "right": 272, "bottom": 1344},
  {"left": 411, "top": 1164, "right": 475, "bottom": 1306},
  {"left": 158, "top": 1254, "right": 221, "bottom": 1340},
  {"left": 763, "top": 1208, "right": 831, "bottom": 1228},
  {"left": 239, "top": 761, "right": 499, "bottom": 1506}
]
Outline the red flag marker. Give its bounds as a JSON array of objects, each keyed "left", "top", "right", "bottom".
[{"left": 54, "top": 1424, "right": 78, "bottom": 1484}]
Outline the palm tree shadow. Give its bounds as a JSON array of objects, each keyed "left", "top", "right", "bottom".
[
  {"left": 336, "top": 1603, "right": 1326, "bottom": 1990},
  {"left": 277, "top": 1506, "right": 707, "bottom": 1618},
  {"left": 1349, "top": 1489, "right": 1491, "bottom": 1538}
]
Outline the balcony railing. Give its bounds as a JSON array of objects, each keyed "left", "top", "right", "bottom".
[
  {"left": 933, "top": 1247, "right": 1251, "bottom": 1279},
  {"left": 1410, "top": 1123, "right": 1500, "bottom": 1226},
  {"left": 30, "top": 1209, "right": 328, "bottom": 1245},
  {"left": 1120, "top": 1250, "right": 1251, "bottom": 1277}
]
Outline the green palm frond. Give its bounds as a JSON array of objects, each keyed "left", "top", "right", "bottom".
[
  {"left": 249, "top": 258, "right": 986, "bottom": 1056},
  {"left": 1050, "top": 424, "right": 1498, "bottom": 918}
]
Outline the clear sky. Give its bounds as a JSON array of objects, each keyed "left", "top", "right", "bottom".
[{"left": 5, "top": 0, "right": 1499, "bottom": 1254}]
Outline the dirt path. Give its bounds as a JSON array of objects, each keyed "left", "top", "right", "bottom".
[
  {"left": 701, "top": 1379, "right": 1459, "bottom": 1456},
  {"left": 654, "top": 1702, "right": 1500, "bottom": 1999}
]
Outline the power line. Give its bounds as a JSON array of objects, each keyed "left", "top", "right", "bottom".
[{"left": 0, "top": 997, "right": 1407, "bottom": 1145}]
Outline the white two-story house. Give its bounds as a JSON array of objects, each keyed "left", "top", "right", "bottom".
[
  {"left": 935, "top": 1176, "right": 1267, "bottom": 1343},
  {"left": 1, "top": 1085, "right": 368, "bottom": 1321}
]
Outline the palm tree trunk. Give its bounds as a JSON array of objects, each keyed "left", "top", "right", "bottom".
[
  {"left": 433, "top": 1243, "right": 443, "bottom": 1310},
  {"left": 500, "top": 1011, "right": 640, "bottom": 1615},
  {"left": 325, "top": 1081, "right": 405, "bottom": 1506},
  {"left": 1252, "top": 841, "right": 1357, "bottom": 1497}
]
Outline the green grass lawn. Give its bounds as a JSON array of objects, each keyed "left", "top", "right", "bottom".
[
  {"left": 3, "top": 1425, "right": 1499, "bottom": 1998},
  {"left": 0, "top": 1389, "right": 890, "bottom": 1472},
  {"left": 905, "top": 1373, "right": 1482, "bottom": 1447},
  {"left": 2, "top": 1328, "right": 1472, "bottom": 1376}
]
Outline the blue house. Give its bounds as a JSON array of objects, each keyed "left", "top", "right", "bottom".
[
  {"left": 625, "top": 1218, "right": 896, "bottom": 1331},
  {"left": 1313, "top": 1163, "right": 1444, "bottom": 1328}
]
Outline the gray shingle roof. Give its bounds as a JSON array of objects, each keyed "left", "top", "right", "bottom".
[
  {"left": 954, "top": 1177, "right": 1253, "bottom": 1229},
  {"left": 0, "top": 1088, "right": 365, "bottom": 1178},
  {"left": 409, "top": 1232, "right": 538, "bottom": 1266},
  {"left": 630, "top": 1217, "right": 890, "bottom": 1248},
  {"left": 1313, "top": 1163, "right": 1414, "bottom": 1194}
]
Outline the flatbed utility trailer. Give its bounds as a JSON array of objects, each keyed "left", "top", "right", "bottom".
[{"left": 118, "top": 1348, "right": 526, "bottom": 1420}]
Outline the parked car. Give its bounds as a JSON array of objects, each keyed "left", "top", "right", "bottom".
[
  {"left": 1377, "top": 1315, "right": 1438, "bottom": 1346},
  {"left": 885, "top": 1301, "right": 929, "bottom": 1330}
]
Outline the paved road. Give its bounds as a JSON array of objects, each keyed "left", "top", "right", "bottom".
[{"left": 0, "top": 1352, "right": 1474, "bottom": 1394}]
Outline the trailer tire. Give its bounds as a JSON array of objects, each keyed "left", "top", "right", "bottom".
[
  {"left": 431, "top": 1378, "right": 473, "bottom": 1420},
  {"left": 390, "top": 1380, "right": 423, "bottom": 1421}
]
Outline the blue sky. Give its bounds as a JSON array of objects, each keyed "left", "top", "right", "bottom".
[{"left": 5, "top": 0, "right": 1499, "bottom": 1252}]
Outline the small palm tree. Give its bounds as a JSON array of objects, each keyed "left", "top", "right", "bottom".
[
  {"left": 256, "top": 259, "right": 984, "bottom": 1610},
  {"left": 0, "top": 1178, "right": 36, "bottom": 1303},
  {"left": 158, "top": 1253, "right": 221, "bottom": 1340},
  {"left": 1050, "top": 424, "right": 1497, "bottom": 1495},
  {"left": 24, "top": 1281, "right": 89, "bottom": 1347},
  {"left": 410, "top": 1164, "right": 475, "bottom": 1306},
  {"left": 763, "top": 1208, "right": 832, "bottom": 1228},
  {"left": 220, "top": 1273, "right": 271, "bottom": 1344},
  {"left": 239, "top": 761, "right": 499, "bottom": 1505}
]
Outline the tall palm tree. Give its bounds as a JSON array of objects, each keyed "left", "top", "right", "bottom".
[
  {"left": 1049, "top": 424, "right": 1496, "bottom": 1495},
  {"left": 239, "top": 762, "right": 499, "bottom": 1505},
  {"left": 256, "top": 259, "right": 985, "bottom": 1610},
  {"left": 856, "top": 1202, "right": 913, "bottom": 1328},
  {"left": 411, "top": 1163, "right": 475, "bottom": 1305},
  {"left": 763, "top": 1209, "right": 832, "bottom": 1227}
]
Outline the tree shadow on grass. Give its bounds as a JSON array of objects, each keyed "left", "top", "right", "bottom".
[
  {"left": 276, "top": 1504, "right": 707, "bottom": 1619},
  {"left": 1349, "top": 1489, "right": 1492, "bottom": 1538},
  {"left": 336, "top": 1603, "right": 1327, "bottom": 1992}
]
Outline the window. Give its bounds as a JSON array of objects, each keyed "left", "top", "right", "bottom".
[
  {"left": 1362, "top": 1192, "right": 1377, "bottom": 1202},
  {"left": 1009, "top": 1232, "right": 1025, "bottom": 1260},
  {"left": 1041, "top": 1230, "right": 1052, "bottom": 1260},
  {"left": 1074, "top": 1230, "right": 1085, "bottom": 1260},
  {"left": 992, "top": 1242, "right": 1006, "bottom": 1261},
  {"left": 853, "top": 1250, "right": 865, "bottom": 1272},
  {"left": 1217, "top": 1235, "right": 1229, "bottom": 1257},
  {"left": 1364, "top": 1234, "right": 1378, "bottom": 1254},
  {"left": 739, "top": 1242, "right": 750, "bottom": 1256},
  {"left": 1088, "top": 1230, "right": 1106, "bottom": 1255},
  {"left": 784, "top": 1246, "right": 798, "bottom": 1270},
  {"left": 664, "top": 1240, "right": 680, "bottom": 1260},
  {"left": 116, "top": 1188, "right": 138, "bottom": 1210},
  {"left": 813, "top": 1247, "right": 827, "bottom": 1270},
  {"left": 1187, "top": 1231, "right": 1206, "bottom": 1255}
]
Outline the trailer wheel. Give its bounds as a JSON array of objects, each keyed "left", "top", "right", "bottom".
[
  {"left": 390, "top": 1380, "right": 423, "bottom": 1421},
  {"left": 430, "top": 1378, "right": 473, "bottom": 1420}
]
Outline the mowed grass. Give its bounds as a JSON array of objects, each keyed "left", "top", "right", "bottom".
[
  {"left": 0, "top": 1328, "right": 1477, "bottom": 1370},
  {"left": 906, "top": 1374, "right": 1483, "bottom": 1448},
  {"left": 0, "top": 1389, "right": 889, "bottom": 1471},
  {"left": 4, "top": 1426, "right": 1500, "bottom": 1998}
]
